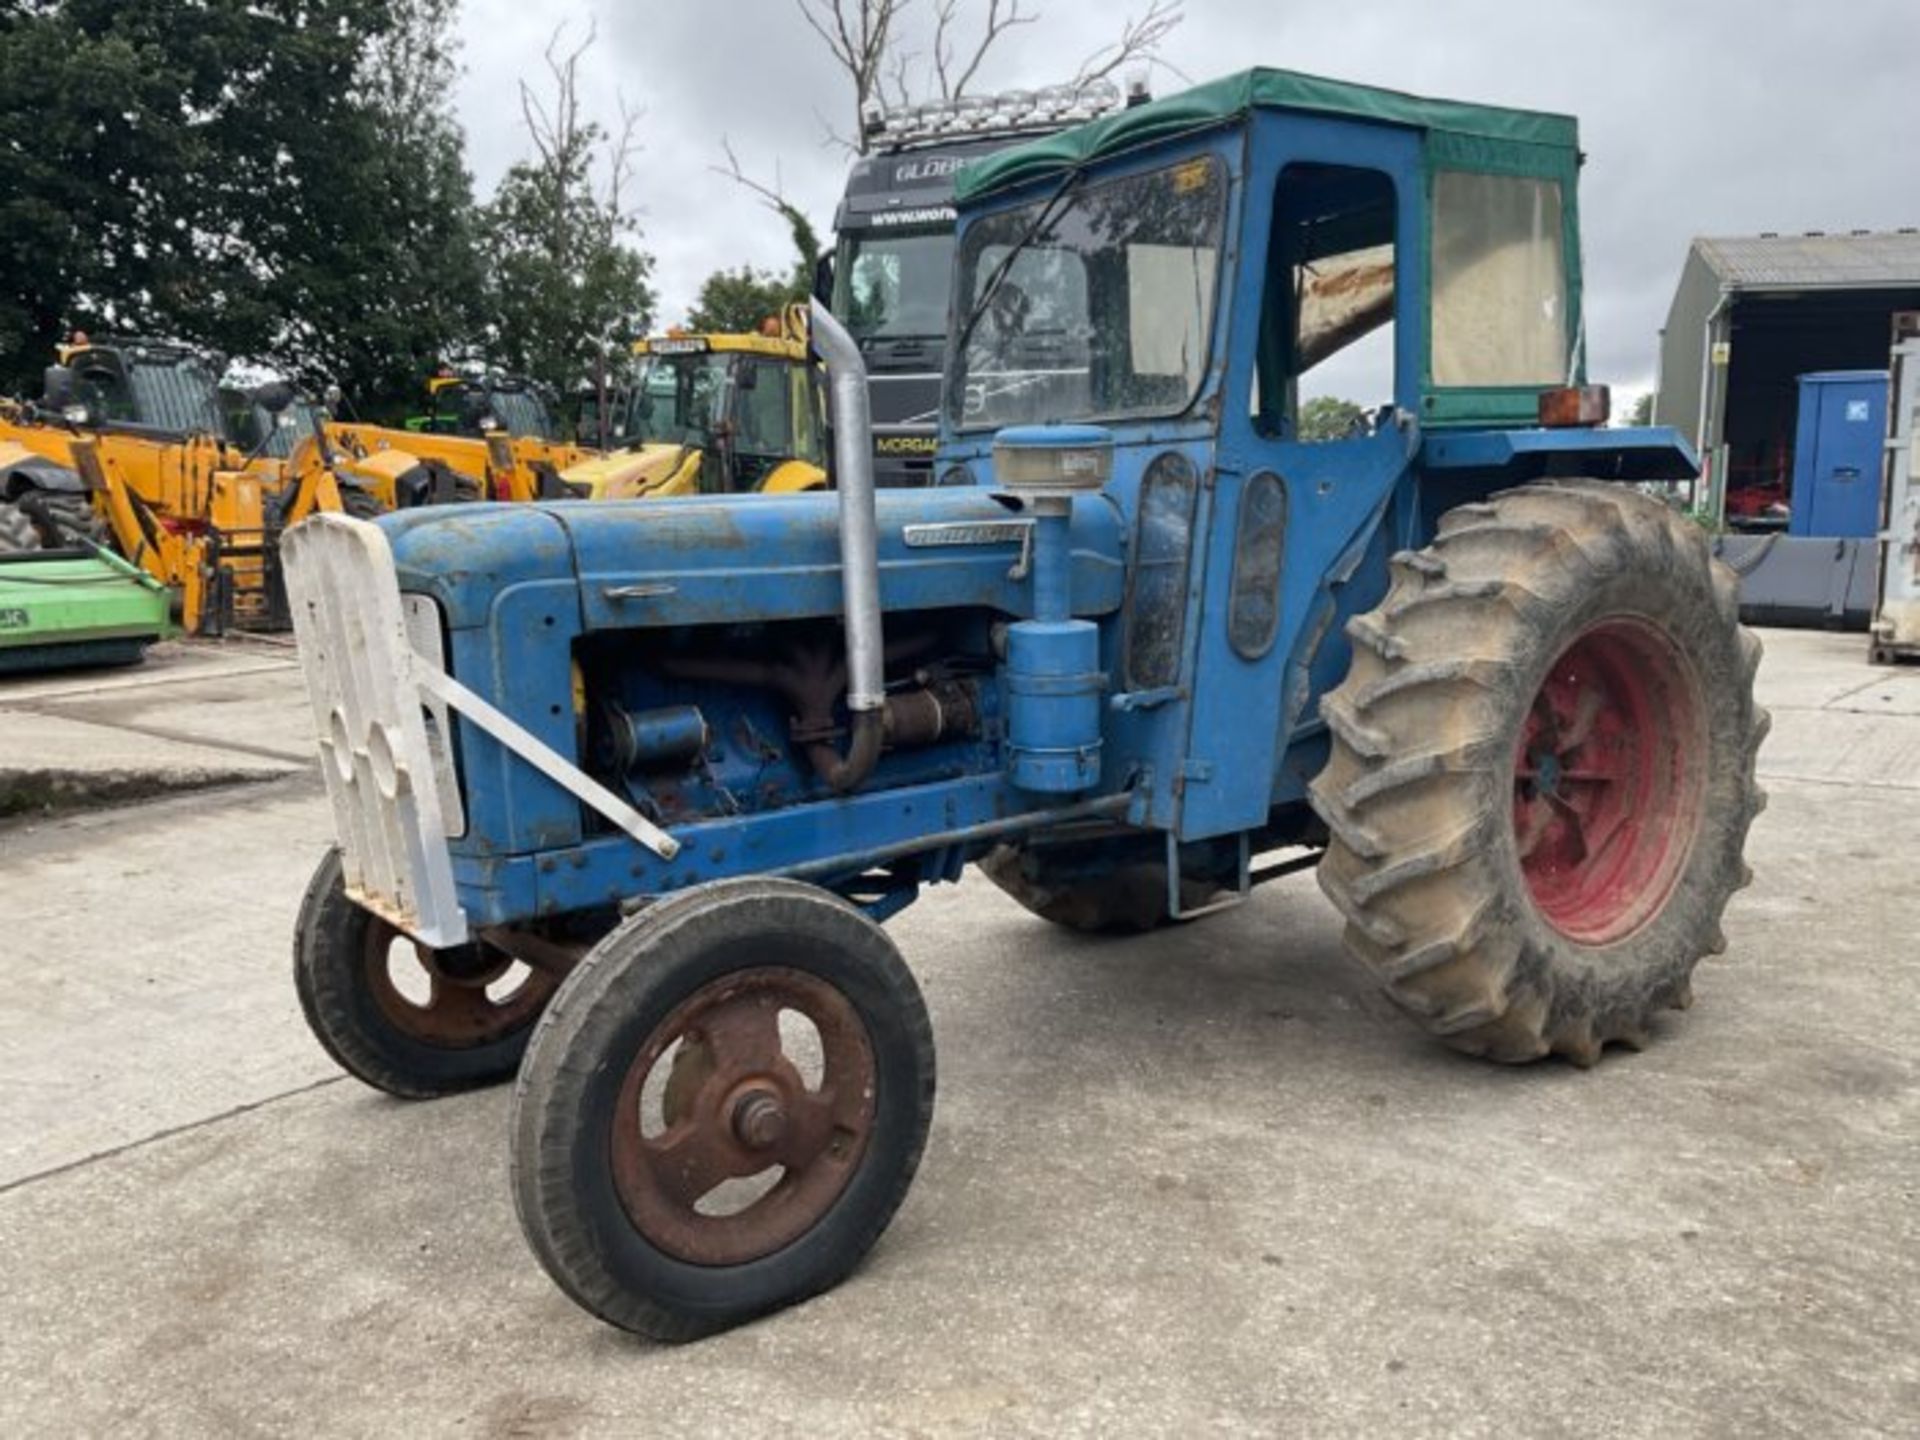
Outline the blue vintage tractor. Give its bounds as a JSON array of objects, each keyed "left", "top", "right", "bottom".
[{"left": 283, "top": 69, "right": 1766, "bottom": 1340}]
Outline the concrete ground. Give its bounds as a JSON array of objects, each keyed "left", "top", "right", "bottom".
[{"left": 1, "top": 629, "right": 1914, "bottom": 1437}]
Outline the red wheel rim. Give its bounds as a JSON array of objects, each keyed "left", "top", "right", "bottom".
[
  {"left": 609, "top": 967, "right": 877, "bottom": 1267},
  {"left": 1512, "top": 618, "right": 1705, "bottom": 945}
]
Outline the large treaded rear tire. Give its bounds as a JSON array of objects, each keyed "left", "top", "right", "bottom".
[
  {"left": 0, "top": 502, "right": 41, "bottom": 555},
  {"left": 20, "top": 490, "right": 108, "bottom": 548},
  {"left": 1310, "top": 483, "right": 1768, "bottom": 1065}
]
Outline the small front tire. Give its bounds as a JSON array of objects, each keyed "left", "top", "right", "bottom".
[
  {"left": 511, "top": 878, "right": 936, "bottom": 1340},
  {"left": 293, "top": 848, "right": 556, "bottom": 1098}
]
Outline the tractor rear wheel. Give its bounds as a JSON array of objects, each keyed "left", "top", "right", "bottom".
[
  {"left": 340, "top": 486, "right": 385, "bottom": 521},
  {"left": 19, "top": 490, "right": 108, "bottom": 549},
  {"left": 511, "top": 878, "right": 935, "bottom": 1340},
  {"left": 1310, "top": 483, "right": 1767, "bottom": 1065},
  {"left": 293, "top": 848, "right": 557, "bottom": 1097},
  {"left": 0, "top": 502, "right": 41, "bottom": 555},
  {"left": 981, "top": 843, "right": 1227, "bottom": 933}
]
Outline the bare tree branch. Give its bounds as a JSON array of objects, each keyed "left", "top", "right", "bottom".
[
  {"left": 1072, "top": 0, "right": 1183, "bottom": 88},
  {"left": 712, "top": 138, "right": 825, "bottom": 277},
  {"left": 793, "top": 0, "right": 1183, "bottom": 152},
  {"left": 885, "top": 44, "right": 917, "bottom": 111},
  {"left": 603, "top": 94, "right": 643, "bottom": 220},
  {"left": 794, "top": 0, "right": 909, "bottom": 151},
  {"left": 939, "top": 0, "right": 1036, "bottom": 101}
]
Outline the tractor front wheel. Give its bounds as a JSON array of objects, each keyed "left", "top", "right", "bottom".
[
  {"left": 293, "top": 848, "right": 557, "bottom": 1097},
  {"left": 510, "top": 878, "right": 935, "bottom": 1340},
  {"left": 1311, "top": 483, "right": 1768, "bottom": 1065}
]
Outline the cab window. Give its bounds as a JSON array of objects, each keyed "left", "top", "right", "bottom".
[
  {"left": 734, "top": 358, "right": 793, "bottom": 456},
  {"left": 1430, "top": 171, "right": 1567, "bottom": 387},
  {"left": 1252, "top": 163, "right": 1398, "bottom": 443}
]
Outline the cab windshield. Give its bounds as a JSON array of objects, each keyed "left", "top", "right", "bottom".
[
  {"left": 834, "top": 229, "right": 952, "bottom": 342},
  {"left": 485, "top": 387, "right": 555, "bottom": 439},
  {"left": 949, "top": 155, "right": 1227, "bottom": 431},
  {"left": 625, "top": 351, "right": 732, "bottom": 447}
]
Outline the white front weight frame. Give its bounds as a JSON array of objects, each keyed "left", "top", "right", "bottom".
[{"left": 283, "top": 514, "right": 679, "bottom": 949}]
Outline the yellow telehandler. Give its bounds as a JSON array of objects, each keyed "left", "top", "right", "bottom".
[{"left": 0, "top": 338, "right": 368, "bottom": 632}]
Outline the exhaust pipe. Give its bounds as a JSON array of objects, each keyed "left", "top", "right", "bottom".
[{"left": 808, "top": 298, "right": 885, "bottom": 792}]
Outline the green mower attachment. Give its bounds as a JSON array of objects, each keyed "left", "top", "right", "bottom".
[{"left": 0, "top": 544, "right": 175, "bottom": 675}]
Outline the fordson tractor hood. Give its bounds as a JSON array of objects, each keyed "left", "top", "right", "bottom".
[{"left": 381, "top": 489, "right": 1126, "bottom": 634}]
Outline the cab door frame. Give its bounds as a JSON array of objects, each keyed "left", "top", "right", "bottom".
[{"left": 1175, "top": 111, "right": 1426, "bottom": 841}]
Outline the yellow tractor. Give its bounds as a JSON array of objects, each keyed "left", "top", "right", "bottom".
[
  {"left": 562, "top": 309, "right": 826, "bottom": 500},
  {"left": 324, "top": 370, "right": 598, "bottom": 506},
  {"left": 322, "top": 418, "right": 597, "bottom": 506},
  {"left": 0, "top": 338, "right": 365, "bottom": 633}
]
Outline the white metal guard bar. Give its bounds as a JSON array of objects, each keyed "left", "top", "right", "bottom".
[{"left": 410, "top": 661, "right": 682, "bottom": 861}]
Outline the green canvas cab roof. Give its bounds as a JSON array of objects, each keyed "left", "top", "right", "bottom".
[{"left": 953, "top": 67, "right": 1579, "bottom": 202}]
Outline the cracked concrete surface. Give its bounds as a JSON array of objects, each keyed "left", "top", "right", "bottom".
[{"left": 0, "top": 629, "right": 1914, "bottom": 1437}]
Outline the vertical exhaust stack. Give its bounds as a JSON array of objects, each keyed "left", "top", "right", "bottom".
[{"left": 808, "top": 298, "right": 886, "bottom": 791}]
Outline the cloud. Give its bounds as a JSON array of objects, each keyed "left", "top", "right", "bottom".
[{"left": 455, "top": 0, "right": 1916, "bottom": 385}]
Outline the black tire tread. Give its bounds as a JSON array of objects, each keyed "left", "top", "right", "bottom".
[
  {"left": 0, "top": 502, "right": 41, "bottom": 555},
  {"left": 20, "top": 490, "right": 109, "bottom": 548},
  {"left": 340, "top": 486, "right": 386, "bottom": 520},
  {"left": 510, "top": 877, "right": 936, "bottom": 1341},
  {"left": 292, "top": 847, "right": 537, "bottom": 1098},
  {"left": 1310, "top": 483, "right": 1768, "bottom": 1065}
]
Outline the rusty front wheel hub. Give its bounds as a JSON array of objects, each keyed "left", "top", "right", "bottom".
[
  {"left": 610, "top": 966, "right": 877, "bottom": 1267},
  {"left": 363, "top": 922, "right": 556, "bottom": 1048}
]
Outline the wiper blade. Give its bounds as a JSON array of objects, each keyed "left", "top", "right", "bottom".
[{"left": 949, "top": 170, "right": 1084, "bottom": 374}]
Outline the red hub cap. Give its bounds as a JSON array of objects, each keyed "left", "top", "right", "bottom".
[{"left": 1513, "top": 618, "right": 1705, "bottom": 944}]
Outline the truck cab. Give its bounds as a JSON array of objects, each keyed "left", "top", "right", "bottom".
[{"left": 828, "top": 82, "right": 1128, "bottom": 487}]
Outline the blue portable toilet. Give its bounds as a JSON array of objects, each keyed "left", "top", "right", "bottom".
[{"left": 1789, "top": 371, "right": 1887, "bottom": 538}]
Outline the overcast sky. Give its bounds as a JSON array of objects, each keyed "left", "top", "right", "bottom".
[{"left": 454, "top": 0, "right": 1916, "bottom": 394}]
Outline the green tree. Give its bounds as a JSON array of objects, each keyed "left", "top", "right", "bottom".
[
  {"left": 687, "top": 267, "right": 806, "bottom": 334},
  {"left": 1298, "top": 395, "right": 1364, "bottom": 442},
  {"left": 1627, "top": 392, "right": 1654, "bottom": 428},
  {"left": 277, "top": 0, "right": 487, "bottom": 420},
  {"left": 0, "top": 1, "right": 486, "bottom": 415},
  {"left": 478, "top": 28, "right": 655, "bottom": 397}
]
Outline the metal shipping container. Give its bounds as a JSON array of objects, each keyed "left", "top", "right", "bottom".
[
  {"left": 1791, "top": 370, "right": 1889, "bottom": 538},
  {"left": 1870, "top": 318, "right": 1920, "bottom": 661}
]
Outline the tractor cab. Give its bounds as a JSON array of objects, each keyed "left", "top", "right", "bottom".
[
  {"left": 223, "top": 384, "right": 326, "bottom": 460},
  {"left": 46, "top": 336, "right": 229, "bottom": 439},
  {"left": 560, "top": 316, "right": 827, "bottom": 500},
  {"left": 936, "top": 68, "right": 1691, "bottom": 835},
  {"left": 411, "top": 374, "right": 559, "bottom": 441}
]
